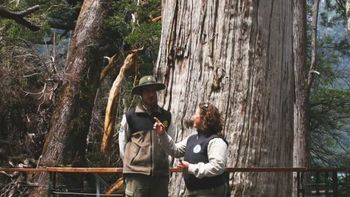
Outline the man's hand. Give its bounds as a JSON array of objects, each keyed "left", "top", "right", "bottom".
[{"left": 153, "top": 117, "right": 165, "bottom": 135}]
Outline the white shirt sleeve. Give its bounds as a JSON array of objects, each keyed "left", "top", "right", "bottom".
[
  {"left": 158, "top": 131, "right": 188, "bottom": 158},
  {"left": 187, "top": 138, "right": 228, "bottom": 179},
  {"left": 118, "top": 115, "right": 128, "bottom": 160}
]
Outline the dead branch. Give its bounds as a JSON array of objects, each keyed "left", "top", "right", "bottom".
[
  {"left": 100, "top": 53, "right": 120, "bottom": 81},
  {"left": 0, "top": 5, "right": 40, "bottom": 31},
  {"left": 104, "top": 177, "right": 124, "bottom": 195},
  {"left": 22, "top": 83, "right": 46, "bottom": 96},
  {"left": 101, "top": 47, "right": 143, "bottom": 154},
  {"left": 21, "top": 79, "right": 58, "bottom": 111},
  {"left": 151, "top": 15, "right": 161, "bottom": 22}
]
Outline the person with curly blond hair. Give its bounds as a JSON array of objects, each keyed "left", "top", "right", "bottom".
[{"left": 154, "top": 102, "right": 229, "bottom": 197}]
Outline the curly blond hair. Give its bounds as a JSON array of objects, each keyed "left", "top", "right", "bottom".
[{"left": 198, "top": 102, "right": 223, "bottom": 135}]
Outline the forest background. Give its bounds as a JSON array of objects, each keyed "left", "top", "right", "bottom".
[{"left": 1, "top": 0, "right": 350, "bottom": 196}]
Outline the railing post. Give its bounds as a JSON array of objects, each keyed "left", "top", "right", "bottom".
[
  {"left": 324, "top": 172, "right": 329, "bottom": 195},
  {"left": 297, "top": 171, "right": 301, "bottom": 197},
  {"left": 315, "top": 171, "right": 320, "bottom": 195},
  {"left": 301, "top": 171, "right": 305, "bottom": 197},
  {"left": 296, "top": 171, "right": 306, "bottom": 197},
  {"left": 96, "top": 175, "right": 101, "bottom": 197},
  {"left": 333, "top": 171, "right": 338, "bottom": 197},
  {"left": 48, "top": 172, "right": 56, "bottom": 197},
  {"left": 48, "top": 172, "right": 52, "bottom": 197}
]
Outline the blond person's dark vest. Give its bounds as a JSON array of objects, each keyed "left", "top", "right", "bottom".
[{"left": 184, "top": 133, "right": 227, "bottom": 190}]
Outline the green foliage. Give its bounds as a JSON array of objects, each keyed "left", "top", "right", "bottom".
[
  {"left": 104, "top": 0, "right": 161, "bottom": 76},
  {"left": 310, "top": 89, "right": 350, "bottom": 167},
  {"left": 311, "top": 89, "right": 350, "bottom": 131},
  {"left": 0, "top": 0, "right": 78, "bottom": 43},
  {"left": 105, "top": 1, "right": 161, "bottom": 46},
  {"left": 1, "top": 0, "right": 161, "bottom": 71},
  {"left": 324, "top": 0, "right": 346, "bottom": 18},
  {"left": 307, "top": 0, "right": 350, "bottom": 167},
  {"left": 126, "top": 22, "right": 161, "bottom": 47}
]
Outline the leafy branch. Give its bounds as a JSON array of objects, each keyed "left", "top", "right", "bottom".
[{"left": 0, "top": 5, "right": 40, "bottom": 31}]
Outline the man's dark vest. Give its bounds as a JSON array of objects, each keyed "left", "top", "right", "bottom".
[
  {"left": 125, "top": 106, "right": 171, "bottom": 134},
  {"left": 123, "top": 105, "right": 171, "bottom": 176},
  {"left": 183, "top": 133, "right": 226, "bottom": 190}
]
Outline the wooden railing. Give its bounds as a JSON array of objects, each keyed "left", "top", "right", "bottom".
[{"left": 1, "top": 167, "right": 350, "bottom": 196}]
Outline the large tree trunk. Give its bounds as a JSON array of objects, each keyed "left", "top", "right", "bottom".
[
  {"left": 292, "top": 0, "right": 308, "bottom": 196},
  {"left": 29, "top": 0, "right": 110, "bottom": 196},
  {"left": 347, "top": 0, "right": 350, "bottom": 43},
  {"left": 156, "top": 0, "right": 294, "bottom": 196}
]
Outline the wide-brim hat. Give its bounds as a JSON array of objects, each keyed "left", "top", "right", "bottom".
[{"left": 131, "top": 75, "right": 166, "bottom": 95}]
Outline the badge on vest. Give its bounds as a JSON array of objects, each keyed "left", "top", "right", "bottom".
[
  {"left": 193, "top": 144, "right": 201, "bottom": 153},
  {"left": 163, "top": 120, "right": 168, "bottom": 128}
]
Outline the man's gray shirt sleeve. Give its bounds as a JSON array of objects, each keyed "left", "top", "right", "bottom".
[
  {"left": 118, "top": 115, "right": 129, "bottom": 160},
  {"left": 158, "top": 132, "right": 187, "bottom": 158}
]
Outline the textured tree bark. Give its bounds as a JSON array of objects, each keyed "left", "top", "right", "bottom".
[
  {"left": 29, "top": 0, "right": 110, "bottom": 196},
  {"left": 292, "top": 0, "right": 308, "bottom": 196},
  {"left": 157, "top": 0, "right": 294, "bottom": 196},
  {"left": 347, "top": 0, "right": 350, "bottom": 42},
  {"left": 308, "top": 0, "right": 320, "bottom": 88}
]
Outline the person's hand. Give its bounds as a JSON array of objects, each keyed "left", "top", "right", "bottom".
[
  {"left": 153, "top": 117, "right": 165, "bottom": 135},
  {"left": 177, "top": 159, "right": 189, "bottom": 171}
]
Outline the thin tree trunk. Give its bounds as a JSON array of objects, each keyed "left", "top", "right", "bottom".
[
  {"left": 292, "top": 0, "right": 308, "bottom": 196},
  {"left": 347, "top": 0, "right": 350, "bottom": 42},
  {"left": 157, "top": 0, "right": 294, "bottom": 196},
  {"left": 308, "top": 0, "right": 320, "bottom": 89},
  {"left": 29, "top": 0, "right": 110, "bottom": 196}
]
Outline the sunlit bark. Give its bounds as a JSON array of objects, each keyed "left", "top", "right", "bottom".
[{"left": 157, "top": 0, "right": 294, "bottom": 196}]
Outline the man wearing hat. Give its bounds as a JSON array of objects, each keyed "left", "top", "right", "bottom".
[{"left": 118, "top": 75, "right": 172, "bottom": 197}]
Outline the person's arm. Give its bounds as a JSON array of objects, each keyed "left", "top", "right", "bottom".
[
  {"left": 118, "top": 115, "right": 129, "bottom": 160},
  {"left": 157, "top": 130, "right": 187, "bottom": 157},
  {"left": 154, "top": 117, "right": 187, "bottom": 157},
  {"left": 186, "top": 138, "right": 228, "bottom": 179}
]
